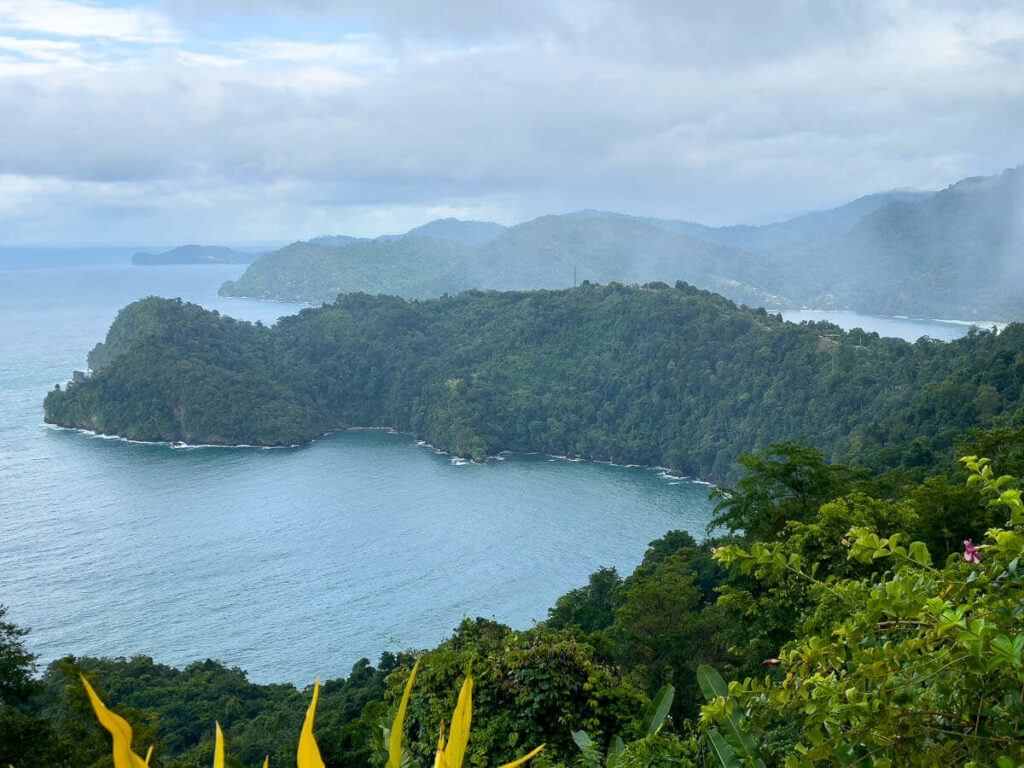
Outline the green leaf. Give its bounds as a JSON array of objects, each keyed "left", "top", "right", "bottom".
[
  {"left": 698, "top": 665, "right": 764, "bottom": 767},
  {"left": 698, "top": 665, "right": 729, "bottom": 703},
  {"left": 706, "top": 729, "right": 741, "bottom": 768},
  {"left": 571, "top": 730, "right": 601, "bottom": 768},
  {"left": 608, "top": 735, "right": 625, "bottom": 756},
  {"left": 571, "top": 730, "right": 594, "bottom": 750},
  {"left": 908, "top": 541, "right": 932, "bottom": 567},
  {"left": 640, "top": 684, "right": 675, "bottom": 736}
]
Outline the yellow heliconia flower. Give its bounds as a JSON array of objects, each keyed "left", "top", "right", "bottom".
[
  {"left": 434, "top": 671, "right": 473, "bottom": 768},
  {"left": 81, "top": 675, "right": 150, "bottom": 768},
  {"left": 297, "top": 679, "right": 325, "bottom": 768},
  {"left": 214, "top": 722, "right": 225, "bottom": 768},
  {"left": 388, "top": 663, "right": 543, "bottom": 768},
  {"left": 494, "top": 744, "right": 546, "bottom": 768}
]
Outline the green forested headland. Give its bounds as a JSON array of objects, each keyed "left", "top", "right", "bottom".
[
  {"left": 45, "top": 281, "right": 1024, "bottom": 480},
  {"left": 132, "top": 245, "right": 259, "bottom": 266}
]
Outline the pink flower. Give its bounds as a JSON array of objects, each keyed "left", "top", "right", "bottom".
[{"left": 963, "top": 539, "right": 981, "bottom": 564}]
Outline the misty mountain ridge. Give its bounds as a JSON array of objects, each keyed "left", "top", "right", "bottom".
[
  {"left": 221, "top": 166, "right": 1024, "bottom": 320},
  {"left": 310, "top": 218, "right": 507, "bottom": 248},
  {"left": 775, "top": 166, "right": 1024, "bottom": 318},
  {"left": 220, "top": 212, "right": 783, "bottom": 308},
  {"left": 564, "top": 189, "right": 935, "bottom": 251}
]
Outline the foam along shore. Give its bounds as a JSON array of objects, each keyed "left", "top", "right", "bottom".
[
  {"left": 929, "top": 317, "right": 1008, "bottom": 332},
  {"left": 50, "top": 421, "right": 720, "bottom": 485},
  {"left": 45, "top": 423, "right": 311, "bottom": 449}
]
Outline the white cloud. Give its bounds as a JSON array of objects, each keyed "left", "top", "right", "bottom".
[
  {"left": 0, "top": 0, "right": 179, "bottom": 43},
  {"left": 234, "top": 37, "right": 381, "bottom": 65},
  {"left": 175, "top": 50, "right": 244, "bottom": 68}
]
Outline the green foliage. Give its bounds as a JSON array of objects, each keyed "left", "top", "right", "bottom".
[
  {"left": 697, "top": 665, "right": 764, "bottom": 768},
  {"left": 571, "top": 685, "right": 698, "bottom": 768},
  {"left": 547, "top": 568, "right": 621, "bottom": 634},
  {"left": 607, "top": 549, "right": 725, "bottom": 720},
  {"left": 27, "top": 653, "right": 403, "bottom": 768},
  {"left": 0, "top": 605, "right": 37, "bottom": 705},
  {"left": 0, "top": 605, "right": 65, "bottom": 768},
  {"left": 708, "top": 443, "right": 865, "bottom": 540},
  {"left": 372, "top": 619, "right": 649, "bottom": 767},
  {"left": 704, "top": 457, "right": 1024, "bottom": 766}
]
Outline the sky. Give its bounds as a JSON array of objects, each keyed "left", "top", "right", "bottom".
[{"left": 2, "top": 0, "right": 1024, "bottom": 246}]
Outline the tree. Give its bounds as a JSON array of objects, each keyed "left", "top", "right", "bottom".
[
  {"left": 0, "top": 605, "right": 36, "bottom": 705},
  {"left": 706, "top": 458, "right": 1024, "bottom": 766},
  {"left": 547, "top": 567, "right": 621, "bottom": 633},
  {"left": 709, "top": 442, "right": 864, "bottom": 541},
  {"left": 0, "top": 605, "right": 61, "bottom": 767}
]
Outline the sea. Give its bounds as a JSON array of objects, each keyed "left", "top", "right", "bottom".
[{"left": 0, "top": 254, "right": 988, "bottom": 684}]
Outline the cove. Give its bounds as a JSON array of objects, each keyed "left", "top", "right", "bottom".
[{"left": 5, "top": 429, "right": 713, "bottom": 684}]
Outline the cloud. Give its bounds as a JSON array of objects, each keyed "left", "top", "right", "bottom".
[
  {"left": 0, "top": 0, "right": 180, "bottom": 42},
  {"left": 2, "top": 0, "right": 1024, "bottom": 243}
]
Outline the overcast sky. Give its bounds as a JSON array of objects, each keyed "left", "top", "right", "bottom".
[{"left": 2, "top": 0, "right": 1023, "bottom": 245}]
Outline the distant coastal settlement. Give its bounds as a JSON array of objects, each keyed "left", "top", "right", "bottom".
[{"left": 44, "top": 280, "right": 1024, "bottom": 482}]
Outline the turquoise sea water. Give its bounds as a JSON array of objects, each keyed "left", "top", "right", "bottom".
[{"left": 0, "top": 258, "right": 717, "bottom": 683}]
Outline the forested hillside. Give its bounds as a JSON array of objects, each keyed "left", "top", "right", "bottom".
[
  {"left": 220, "top": 215, "right": 778, "bottom": 308},
  {"left": 775, "top": 166, "right": 1024, "bottom": 318},
  {"left": 44, "top": 282, "right": 1024, "bottom": 480},
  {"left": 220, "top": 167, "right": 1024, "bottom": 320},
  {"left": 567, "top": 189, "right": 934, "bottom": 251}
]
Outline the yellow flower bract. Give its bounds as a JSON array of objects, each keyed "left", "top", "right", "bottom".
[
  {"left": 81, "top": 676, "right": 150, "bottom": 768},
  {"left": 388, "top": 662, "right": 544, "bottom": 768},
  {"left": 84, "top": 662, "right": 543, "bottom": 768}
]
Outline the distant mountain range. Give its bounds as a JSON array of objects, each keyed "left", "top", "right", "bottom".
[
  {"left": 771, "top": 168, "right": 1024, "bottom": 319},
  {"left": 132, "top": 245, "right": 261, "bottom": 265},
  {"left": 220, "top": 215, "right": 782, "bottom": 308},
  {"left": 308, "top": 218, "right": 508, "bottom": 248},
  {"left": 218, "top": 166, "right": 1024, "bottom": 320}
]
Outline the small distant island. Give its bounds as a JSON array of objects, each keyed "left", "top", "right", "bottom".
[{"left": 132, "top": 244, "right": 261, "bottom": 265}]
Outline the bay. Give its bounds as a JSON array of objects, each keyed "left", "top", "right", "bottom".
[
  {"left": 779, "top": 308, "right": 1001, "bottom": 342},
  {"left": 0, "top": 257, "right": 713, "bottom": 684}
]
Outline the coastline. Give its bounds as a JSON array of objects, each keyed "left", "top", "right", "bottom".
[{"left": 44, "top": 421, "right": 718, "bottom": 486}]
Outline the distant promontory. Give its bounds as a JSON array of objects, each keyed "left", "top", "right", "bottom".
[{"left": 132, "top": 244, "right": 260, "bottom": 265}]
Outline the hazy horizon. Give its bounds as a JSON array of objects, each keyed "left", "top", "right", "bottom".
[{"left": 0, "top": 187, "right": 942, "bottom": 250}]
